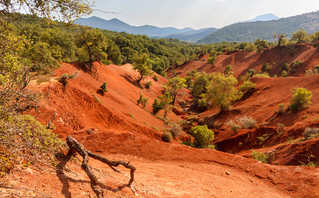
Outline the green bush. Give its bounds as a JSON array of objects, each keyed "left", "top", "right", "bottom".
[
  {"left": 137, "top": 93, "right": 148, "bottom": 108},
  {"left": 190, "top": 125, "right": 214, "bottom": 148},
  {"left": 162, "top": 132, "right": 172, "bottom": 143},
  {"left": 251, "top": 150, "right": 270, "bottom": 163},
  {"left": 289, "top": 87, "right": 312, "bottom": 111},
  {"left": 152, "top": 99, "right": 162, "bottom": 114},
  {"left": 100, "top": 81, "right": 107, "bottom": 92},
  {"left": 153, "top": 75, "right": 159, "bottom": 82},
  {"left": 207, "top": 56, "right": 216, "bottom": 64},
  {"left": 303, "top": 127, "right": 319, "bottom": 140},
  {"left": 262, "top": 62, "right": 271, "bottom": 71},
  {"left": 237, "top": 116, "right": 257, "bottom": 129},
  {"left": 145, "top": 81, "right": 153, "bottom": 89},
  {"left": 226, "top": 120, "right": 241, "bottom": 132},
  {"left": 239, "top": 80, "right": 256, "bottom": 92}
]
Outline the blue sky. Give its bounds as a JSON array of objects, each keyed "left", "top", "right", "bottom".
[{"left": 88, "top": 0, "right": 319, "bottom": 29}]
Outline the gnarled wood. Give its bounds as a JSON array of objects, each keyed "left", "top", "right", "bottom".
[{"left": 65, "top": 135, "right": 136, "bottom": 198}]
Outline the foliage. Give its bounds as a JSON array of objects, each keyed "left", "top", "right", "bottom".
[
  {"left": 190, "top": 125, "right": 214, "bottom": 148},
  {"left": 226, "top": 120, "right": 241, "bottom": 132},
  {"left": 291, "top": 60, "right": 303, "bottom": 68},
  {"left": 239, "top": 80, "right": 256, "bottom": 92},
  {"left": 100, "top": 82, "right": 107, "bottom": 92},
  {"left": 244, "top": 42, "right": 256, "bottom": 52},
  {"left": 289, "top": 87, "right": 312, "bottom": 111},
  {"left": 254, "top": 39, "right": 269, "bottom": 53},
  {"left": 237, "top": 116, "right": 257, "bottom": 129},
  {"left": 223, "top": 65, "right": 233, "bottom": 76},
  {"left": 159, "top": 92, "right": 173, "bottom": 119},
  {"left": 145, "top": 81, "right": 153, "bottom": 89},
  {"left": 291, "top": 29, "right": 308, "bottom": 43},
  {"left": 192, "top": 72, "right": 211, "bottom": 98},
  {"left": 262, "top": 62, "right": 271, "bottom": 71},
  {"left": 164, "top": 76, "right": 186, "bottom": 106},
  {"left": 199, "top": 73, "right": 242, "bottom": 111},
  {"left": 137, "top": 93, "right": 148, "bottom": 108},
  {"left": 162, "top": 132, "right": 172, "bottom": 143},
  {"left": 207, "top": 55, "right": 216, "bottom": 64},
  {"left": 251, "top": 150, "right": 271, "bottom": 163},
  {"left": 169, "top": 122, "right": 182, "bottom": 139},
  {"left": 0, "top": 0, "right": 91, "bottom": 22},
  {"left": 132, "top": 53, "right": 153, "bottom": 83},
  {"left": 152, "top": 99, "right": 162, "bottom": 115},
  {"left": 153, "top": 75, "right": 159, "bottom": 82},
  {"left": 76, "top": 27, "right": 108, "bottom": 72},
  {"left": 275, "top": 103, "right": 285, "bottom": 114},
  {"left": 303, "top": 127, "right": 319, "bottom": 140}
]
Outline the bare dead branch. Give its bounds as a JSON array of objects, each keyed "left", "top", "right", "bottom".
[{"left": 65, "top": 135, "right": 136, "bottom": 198}]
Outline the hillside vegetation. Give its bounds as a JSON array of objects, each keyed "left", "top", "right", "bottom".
[{"left": 199, "top": 11, "right": 319, "bottom": 43}]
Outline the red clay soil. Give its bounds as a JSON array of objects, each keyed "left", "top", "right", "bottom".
[
  {"left": 171, "top": 43, "right": 319, "bottom": 78},
  {"left": 3, "top": 59, "right": 319, "bottom": 197}
]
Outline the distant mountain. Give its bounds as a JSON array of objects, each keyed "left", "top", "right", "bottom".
[
  {"left": 75, "top": 16, "right": 194, "bottom": 38},
  {"left": 198, "top": 11, "right": 319, "bottom": 43},
  {"left": 241, "top": 13, "right": 280, "bottom": 23},
  {"left": 165, "top": 28, "right": 218, "bottom": 43}
]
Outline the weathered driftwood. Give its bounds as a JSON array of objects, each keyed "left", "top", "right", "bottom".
[{"left": 65, "top": 135, "right": 136, "bottom": 198}]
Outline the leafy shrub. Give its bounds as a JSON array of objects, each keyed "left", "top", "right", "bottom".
[
  {"left": 244, "top": 43, "right": 256, "bottom": 52},
  {"left": 303, "top": 127, "right": 319, "bottom": 140},
  {"left": 281, "top": 63, "right": 290, "bottom": 72},
  {"left": 275, "top": 103, "right": 285, "bottom": 114},
  {"left": 289, "top": 87, "right": 312, "bottom": 111},
  {"left": 162, "top": 132, "right": 172, "bottom": 143},
  {"left": 145, "top": 81, "right": 153, "bottom": 89},
  {"left": 100, "top": 81, "right": 107, "bottom": 92},
  {"left": 237, "top": 116, "right": 257, "bottom": 129},
  {"left": 247, "top": 69, "right": 256, "bottom": 77},
  {"left": 251, "top": 150, "right": 270, "bottom": 163},
  {"left": 153, "top": 75, "right": 159, "bottom": 82},
  {"left": 254, "top": 72, "right": 270, "bottom": 77},
  {"left": 58, "top": 73, "right": 70, "bottom": 86},
  {"left": 207, "top": 56, "right": 216, "bottom": 64},
  {"left": 223, "top": 65, "right": 233, "bottom": 76},
  {"left": 170, "top": 122, "right": 182, "bottom": 138},
  {"left": 262, "top": 62, "right": 271, "bottom": 71},
  {"left": 152, "top": 99, "right": 162, "bottom": 114},
  {"left": 281, "top": 70, "right": 288, "bottom": 77},
  {"left": 226, "top": 120, "right": 241, "bottom": 132},
  {"left": 190, "top": 125, "right": 214, "bottom": 148},
  {"left": 239, "top": 80, "right": 256, "bottom": 92},
  {"left": 137, "top": 93, "right": 148, "bottom": 108},
  {"left": 291, "top": 60, "right": 303, "bottom": 68}
]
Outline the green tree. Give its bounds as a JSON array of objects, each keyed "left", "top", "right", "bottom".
[
  {"left": 159, "top": 92, "right": 173, "bottom": 120},
  {"left": 291, "top": 29, "right": 308, "bottom": 43},
  {"left": 76, "top": 27, "right": 108, "bottom": 72},
  {"left": 289, "top": 87, "right": 312, "bottom": 111},
  {"left": 0, "top": 0, "right": 91, "bottom": 22},
  {"left": 274, "top": 33, "right": 287, "bottom": 47},
  {"left": 132, "top": 53, "right": 153, "bottom": 83},
  {"left": 164, "top": 76, "right": 186, "bottom": 106},
  {"left": 192, "top": 72, "right": 211, "bottom": 98},
  {"left": 190, "top": 125, "right": 214, "bottom": 148},
  {"left": 152, "top": 99, "right": 162, "bottom": 115},
  {"left": 254, "top": 39, "right": 269, "bottom": 53},
  {"left": 224, "top": 65, "right": 233, "bottom": 76},
  {"left": 199, "top": 73, "right": 242, "bottom": 111}
]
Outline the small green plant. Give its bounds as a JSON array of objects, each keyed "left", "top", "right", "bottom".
[
  {"left": 275, "top": 103, "right": 285, "bottom": 114},
  {"left": 162, "top": 132, "right": 172, "bottom": 143},
  {"left": 145, "top": 81, "right": 153, "bottom": 89},
  {"left": 100, "top": 81, "right": 107, "bottom": 92},
  {"left": 281, "top": 70, "right": 288, "bottom": 77},
  {"left": 276, "top": 123, "right": 285, "bottom": 138},
  {"left": 169, "top": 122, "right": 182, "bottom": 139},
  {"left": 224, "top": 65, "right": 233, "bottom": 76},
  {"left": 254, "top": 72, "right": 270, "bottom": 77},
  {"left": 291, "top": 60, "right": 303, "bottom": 68},
  {"left": 239, "top": 80, "right": 256, "bottom": 92},
  {"left": 251, "top": 150, "right": 271, "bottom": 163},
  {"left": 190, "top": 125, "right": 214, "bottom": 148},
  {"left": 226, "top": 119, "right": 241, "bottom": 132},
  {"left": 300, "top": 153, "right": 317, "bottom": 167},
  {"left": 262, "top": 62, "right": 271, "bottom": 71},
  {"left": 153, "top": 75, "right": 159, "bottom": 82},
  {"left": 207, "top": 56, "right": 216, "bottom": 64},
  {"left": 289, "top": 87, "right": 312, "bottom": 112},
  {"left": 303, "top": 127, "right": 319, "bottom": 140},
  {"left": 152, "top": 98, "right": 162, "bottom": 114},
  {"left": 137, "top": 93, "right": 148, "bottom": 108},
  {"left": 58, "top": 73, "right": 70, "bottom": 86},
  {"left": 93, "top": 94, "right": 102, "bottom": 104},
  {"left": 237, "top": 116, "right": 257, "bottom": 129},
  {"left": 257, "top": 134, "right": 271, "bottom": 145}
]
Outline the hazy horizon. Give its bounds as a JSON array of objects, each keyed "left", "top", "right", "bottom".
[{"left": 87, "top": 0, "right": 319, "bottom": 29}]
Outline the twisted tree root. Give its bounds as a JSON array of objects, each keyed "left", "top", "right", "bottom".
[{"left": 65, "top": 135, "right": 136, "bottom": 198}]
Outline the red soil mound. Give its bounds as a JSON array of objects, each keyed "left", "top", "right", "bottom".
[{"left": 10, "top": 60, "right": 318, "bottom": 197}]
